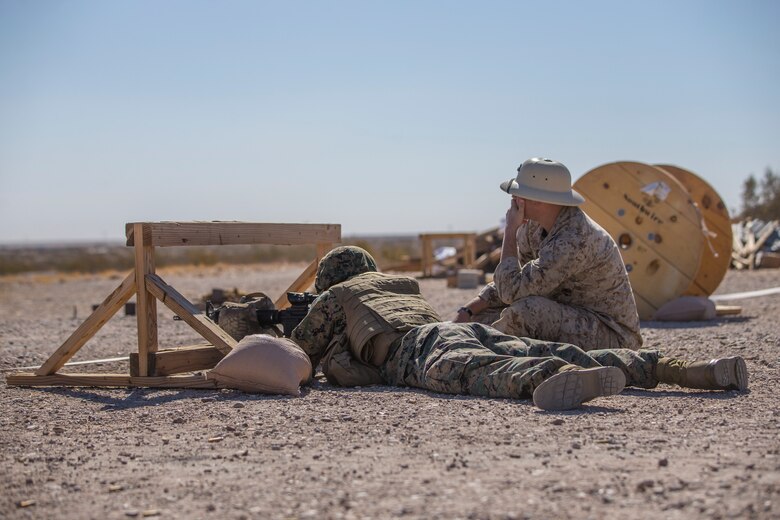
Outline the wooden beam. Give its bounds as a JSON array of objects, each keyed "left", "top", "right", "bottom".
[
  {"left": 126, "top": 222, "right": 341, "bottom": 247},
  {"left": 7, "top": 372, "right": 219, "bottom": 389},
  {"left": 145, "top": 274, "right": 237, "bottom": 355},
  {"left": 316, "top": 242, "right": 332, "bottom": 264},
  {"left": 464, "top": 235, "right": 477, "bottom": 267},
  {"left": 35, "top": 272, "right": 136, "bottom": 376},
  {"left": 421, "top": 236, "right": 432, "bottom": 277},
  {"left": 130, "top": 344, "right": 225, "bottom": 376},
  {"left": 418, "top": 232, "right": 476, "bottom": 240},
  {"left": 133, "top": 223, "right": 158, "bottom": 376},
  {"left": 275, "top": 258, "right": 318, "bottom": 309}
]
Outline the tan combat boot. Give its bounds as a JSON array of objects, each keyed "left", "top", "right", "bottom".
[
  {"left": 532, "top": 365, "right": 626, "bottom": 411},
  {"left": 655, "top": 356, "right": 748, "bottom": 391}
]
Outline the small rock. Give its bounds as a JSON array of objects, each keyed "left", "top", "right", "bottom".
[
  {"left": 16, "top": 499, "right": 36, "bottom": 508},
  {"left": 637, "top": 479, "right": 654, "bottom": 492},
  {"left": 207, "top": 436, "right": 224, "bottom": 443},
  {"left": 233, "top": 403, "right": 245, "bottom": 409},
  {"left": 658, "top": 458, "right": 669, "bottom": 467},
  {"left": 551, "top": 419, "right": 564, "bottom": 425}
]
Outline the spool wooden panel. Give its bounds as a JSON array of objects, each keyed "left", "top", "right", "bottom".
[
  {"left": 573, "top": 162, "right": 704, "bottom": 319},
  {"left": 655, "top": 164, "right": 732, "bottom": 296}
]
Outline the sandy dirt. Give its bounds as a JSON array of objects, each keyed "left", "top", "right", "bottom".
[{"left": 1, "top": 264, "right": 779, "bottom": 519}]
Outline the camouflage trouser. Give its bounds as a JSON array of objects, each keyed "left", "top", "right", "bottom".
[
  {"left": 472, "top": 296, "right": 631, "bottom": 351},
  {"left": 381, "top": 322, "right": 661, "bottom": 400}
]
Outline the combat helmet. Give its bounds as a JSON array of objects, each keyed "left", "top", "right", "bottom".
[{"left": 315, "top": 246, "right": 378, "bottom": 292}]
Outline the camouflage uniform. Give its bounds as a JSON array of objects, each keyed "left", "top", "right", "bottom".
[
  {"left": 381, "top": 322, "right": 661, "bottom": 399},
  {"left": 476, "top": 206, "right": 643, "bottom": 351},
  {"left": 292, "top": 246, "right": 662, "bottom": 400},
  {"left": 293, "top": 246, "right": 441, "bottom": 387}
]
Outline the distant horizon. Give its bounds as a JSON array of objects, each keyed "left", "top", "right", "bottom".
[{"left": 0, "top": 231, "right": 447, "bottom": 248}]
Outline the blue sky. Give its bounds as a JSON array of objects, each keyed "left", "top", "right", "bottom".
[{"left": 1, "top": 0, "right": 778, "bottom": 243}]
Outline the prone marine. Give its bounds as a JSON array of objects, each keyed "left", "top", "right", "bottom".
[{"left": 290, "top": 245, "right": 748, "bottom": 411}]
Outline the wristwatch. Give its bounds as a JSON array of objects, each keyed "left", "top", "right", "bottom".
[{"left": 458, "top": 306, "right": 473, "bottom": 317}]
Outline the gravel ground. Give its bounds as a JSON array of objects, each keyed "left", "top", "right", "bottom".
[{"left": 1, "top": 264, "right": 779, "bottom": 519}]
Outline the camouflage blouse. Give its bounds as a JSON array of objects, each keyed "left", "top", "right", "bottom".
[{"left": 479, "top": 205, "right": 642, "bottom": 347}]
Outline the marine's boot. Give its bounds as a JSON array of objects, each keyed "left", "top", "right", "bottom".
[
  {"left": 532, "top": 365, "right": 626, "bottom": 411},
  {"left": 655, "top": 357, "right": 748, "bottom": 391}
]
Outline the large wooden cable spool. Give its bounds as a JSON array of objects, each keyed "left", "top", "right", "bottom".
[
  {"left": 573, "top": 162, "right": 704, "bottom": 320},
  {"left": 654, "top": 164, "right": 732, "bottom": 296}
]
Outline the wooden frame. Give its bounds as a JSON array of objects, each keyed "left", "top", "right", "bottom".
[
  {"left": 419, "top": 232, "right": 477, "bottom": 277},
  {"left": 7, "top": 221, "right": 340, "bottom": 389}
]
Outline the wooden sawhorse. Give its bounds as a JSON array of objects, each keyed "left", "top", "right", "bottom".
[{"left": 6, "top": 221, "right": 340, "bottom": 389}]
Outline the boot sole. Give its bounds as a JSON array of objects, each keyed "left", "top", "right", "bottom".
[
  {"left": 712, "top": 356, "right": 749, "bottom": 391},
  {"left": 532, "top": 367, "right": 626, "bottom": 411}
]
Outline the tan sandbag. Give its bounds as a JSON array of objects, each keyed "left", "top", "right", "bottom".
[
  {"left": 653, "top": 296, "right": 717, "bottom": 321},
  {"left": 206, "top": 334, "right": 312, "bottom": 396}
]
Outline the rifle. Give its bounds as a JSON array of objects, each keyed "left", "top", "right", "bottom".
[{"left": 206, "top": 291, "right": 317, "bottom": 338}]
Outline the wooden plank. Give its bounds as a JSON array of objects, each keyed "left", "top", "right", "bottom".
[
  {"left": 275, "top": 258, "right": 318, "bottom": 309},
  {"left": 134, "top": 223, "right": 158, "bottom": 376},
  {"left": 316, "top": 242, "right": 333, "bottom": 264},
  {"left": 464, "top": 235, "right": 477, "bottom": 267},
  {"left": 418, "top": 233, "right": 475, "bottom": 240},
  {"left": 35, "top": 272, "right": 136, "bottom": 376},
  {"left": 126, "top": 222, "right": 341, "bottom": 247},
  {"left": 420, "top": 235, "right": 432, "bottom": 277},
  {"left": 145, "top": 274, "right": 237, "bottom": 355},
  {"left": 6, "top": 372, "right": 220, "bottom": 389},
  {"left": 130, "top": 344, "right": 225, "bottom": 376}
]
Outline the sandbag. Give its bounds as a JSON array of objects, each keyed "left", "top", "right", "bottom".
[
  {"left": 653, "top": 296, "right": 717, "bottom": 322},
  {"left": 206, "top": 334, "right": 312, "bottom": 396}
]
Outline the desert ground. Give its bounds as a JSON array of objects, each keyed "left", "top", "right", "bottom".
[{"left": 1, "top": 263, "right": 778, "bottom": 519}]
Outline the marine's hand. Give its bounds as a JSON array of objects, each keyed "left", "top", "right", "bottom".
[
  {"left": 505, "top": 197, "right": 525, "bottom": 231},
  {"left": 454, "top": 307, "right": 472, "bottom": 323}
]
